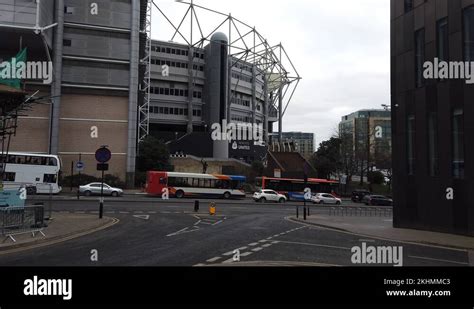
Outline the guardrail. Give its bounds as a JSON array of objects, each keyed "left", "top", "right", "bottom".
[
  {"left": 0, "top": 205, "right": 46, "bottom": 243},
  {"left": 329, "top": 206, "right": 392, "bottom": 218}
]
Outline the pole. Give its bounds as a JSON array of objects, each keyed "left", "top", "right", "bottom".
[
  {"left": 99, "top": 169, "right": 104, "bottom": 219},
  {"left": 70, "top": 161, "right": 73, "bottom": 192}
]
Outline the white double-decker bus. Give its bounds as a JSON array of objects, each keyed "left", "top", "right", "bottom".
[{"left": 0, "top": 152, "right": 62, "bottom": 194}]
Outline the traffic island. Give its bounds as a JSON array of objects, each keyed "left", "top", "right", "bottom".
[
  {"left": 289, "top": 214, "right": 474, "bottom": 251},
  {"left": 0, "top": 213, "right": 118, "bottom": 254}
]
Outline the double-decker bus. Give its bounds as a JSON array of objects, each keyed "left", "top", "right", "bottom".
[
  {"left": 0, "top": 152, "right": 62, "bottom": 194},
  {"left": 146, "top": 172, "right": 246, "bottom": 199},
  {"left": 255, "top": 176, "right": 339, "bottom": 201}
]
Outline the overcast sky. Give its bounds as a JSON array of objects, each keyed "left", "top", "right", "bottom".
[{"left": 151, "top": 0, "right": 390, "bottom": 148}]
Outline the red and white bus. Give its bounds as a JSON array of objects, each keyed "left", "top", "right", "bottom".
[
  {"left": 146, "top": 172, "right": 246, "bottom": 199},
  {"left": 255, "top": 176, "right": 339, "bottom": 201}
]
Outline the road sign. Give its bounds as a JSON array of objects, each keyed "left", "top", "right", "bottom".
[
  {"left": 95, "top": 147, "right": 112, "bottom": 163},
  {"left": 97, "top": 163, "right": 109, "bottom": 171},
  {"left": 76, "top": 161, "right": 85, "bottom": 172}
]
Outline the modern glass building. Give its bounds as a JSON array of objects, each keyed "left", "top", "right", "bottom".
[{"left": 391, "top": 0, "right": 473, "bottom": 236}]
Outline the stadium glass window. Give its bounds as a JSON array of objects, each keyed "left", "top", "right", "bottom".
[
  {"left": 407, "top": 115, "right": 416, "bottom": 175},
  {"left": 452, "top": 109, "right": 465, "bottom": 179},
  {"left": 464, "top": 7, "right": 474, "bottom": 61},
  {"left": 415, "top": 29, "right": 425, "bottom": 88},
  {"left": 437, "top": 18, "right": 449, "bottom": 62}
]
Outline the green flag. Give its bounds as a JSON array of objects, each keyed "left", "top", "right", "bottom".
[{"left": 0, "top": 48, "right": 27, "bottom": 89}]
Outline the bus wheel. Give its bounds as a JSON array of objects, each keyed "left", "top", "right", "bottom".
[
  {"left": 223, "top": 192, "right": 231, "bottom": 199},
  {"left": 175, "top": 190, "right": 184, "bottom": 199},
  {"left": 84, "top": 191, "right": 92, "bottom": 197}
]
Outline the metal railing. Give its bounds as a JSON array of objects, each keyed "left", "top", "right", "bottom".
[
  {"left": 0, "top": 205, "right": 46, "bottom": 243},
  {"left": 329, "top": 206, "right": 393, "bottom": 218}
]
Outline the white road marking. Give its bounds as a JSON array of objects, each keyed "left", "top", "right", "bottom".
[
  {"left": 262, "top": 244, "right": 272, "bottom": 248},
  {"left": 194, "top": 220, "right": 202, "bottom": 226},
  {"left": 222, "top": 258, "right": 235, "bottom": 264},
  {"left": 166, "top": 226, "right": 200, "bottom": 237},
  {"left": 240, "top": 252, "right": 253, "bottom": 257},
  {"left": 259, "top": 240, "right": 269, "bottom": 243},
  {"left": 135, "top": 211, "right": 144, "bottom": 214},
  {"left": 408, "top": 255, "right": 469, "bottom": 266},
  {"left": 194, "top": 264, "right": 206, "bottom": 267},
  {"left": 206, "top": 257, "right": 222, "bottom": 263},
  {"left": 148, "top": 211, "right": 157, "bottom": 214},
  {"left": 223, "top": 251, "right": 234, "bottom": 256},
  {"left": 249, "top": 243, "right": 259, "bottom": 246},
  {"left": 133, "top": 215, "right": 150, "bottom": 220},
  {"left": 271, "top": 241, "right": 280, "bottom": 244},
  {"left": 251, "top": 247, "right": 263, "bottom": 252},
  {"left": 212, "top": 220, "right": 223, "bottom": 226},
  {"left": 278, "top": 241, "right": 351, "bottom": 251},
  {"left": 237, "top": 246, "right": 248, "bottom": 251}
]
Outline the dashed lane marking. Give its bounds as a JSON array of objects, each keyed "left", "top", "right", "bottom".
[
  {"left": 206, "top": 257, "right": 222, "bottom": 263},
  {"left": 251, "top": 247, "right": 263, "bottom": 252},
  {"left": 249, "top": 243, "right": 259, "bottom": 246}
]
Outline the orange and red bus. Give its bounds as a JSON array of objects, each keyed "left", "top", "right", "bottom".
[
  {"left": 146, "top": 171, "right": 246, "bottom": 199},
  {"left": 255, "top": 176, "right": 339, "bottom": 201}
]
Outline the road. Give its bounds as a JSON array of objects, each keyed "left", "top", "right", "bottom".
[{"left": 0, "top": 197, "right": 470, "bottom": 267}]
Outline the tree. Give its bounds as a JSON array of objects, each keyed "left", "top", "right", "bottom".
[
  {"left": 137, "top": 136, "right": 172, "bottom": 173},
  {"left": 310, "top": 137, "right": 342, "bottom": 179},
  {"left": 251, "top": 160, "right": 265, "bottom": 177}
]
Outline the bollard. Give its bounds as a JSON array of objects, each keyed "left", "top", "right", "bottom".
[
  {"left": 209, "top": 202, "right": 216, "bottom": 216},
  {"left": 194, "top": 200, "right": 200, "bottom": 213}
]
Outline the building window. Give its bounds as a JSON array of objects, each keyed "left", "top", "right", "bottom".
[
  {"left": 437, "top": 18, "right": 449, "bottom": 62},
  {"left": 63, "top": 39, "right": 72, "bottom": 47},
  {"left": 452, "top": 109, "right": 465, "bottom": 179},
  {"left": 407, "top": 115, "right": 416, "bottom": 175},
  {"left": 404, "top": 0, "right": 413, "bottom": 13},
  {"left": 427, "top": 112, "right": 439, "bottom": 176},
  {"left": 464, "top": 7, "right": 474, "bottom": 61},
  {"left": 415, "top": 29, "right": 425, "bottom": 88}
]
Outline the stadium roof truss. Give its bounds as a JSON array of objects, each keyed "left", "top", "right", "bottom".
[{"left": 141, "top": 0, "right": 301, "bottom": 142}]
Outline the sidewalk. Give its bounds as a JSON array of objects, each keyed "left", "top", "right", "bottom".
[
  {"left": 290, "top": 214, "right": 474, "bottom": 250},
  {"left": 0, "top": 213, "right": 118, "bottom": 254}
]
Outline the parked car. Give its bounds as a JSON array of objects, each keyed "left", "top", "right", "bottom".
[
  {"left": 351, "top": 190, "right": 371, "bottom": 203},
  {"left": 311, "top": 193, "right": 342, "bottom": 205},
  {"left": 79, "top": 183, "right": 123, "bottom": 197},
  {"left": 253, "top": 189, "right": 287, "bottom": 203},
  {"left": 363, "top": 195, "right": 393, "bottom": 206}
]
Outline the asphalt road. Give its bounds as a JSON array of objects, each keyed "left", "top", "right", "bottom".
[{"left": 0, "top": 198, "right": 470, "bottom": 267}]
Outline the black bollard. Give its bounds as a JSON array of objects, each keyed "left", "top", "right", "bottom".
[{"left": 194, "top": 200, "right": 199, "bottom": 213}]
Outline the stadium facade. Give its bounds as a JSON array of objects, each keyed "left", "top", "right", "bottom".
[{"left": 1, "top": 0, "right": 299, "bottom": 185}]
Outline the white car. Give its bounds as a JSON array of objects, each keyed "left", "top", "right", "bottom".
[
  {"left": 79, "top": 183, "right": 124, "bottom": 197},
  {"left": 311, "top": 193, "right": 342, "bottom": 205},
  {"left": 253, "top": 189, "right": 287, "bottom": 203}
]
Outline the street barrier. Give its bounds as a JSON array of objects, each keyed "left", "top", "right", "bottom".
[
  {"left": 329, "top": 206, "right": 392, "bottom": 218},
  {"left": 0, "top": 205, "right": 46, "bottom": 243}
]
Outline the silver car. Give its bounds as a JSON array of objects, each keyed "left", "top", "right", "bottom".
[{"left": 79, "top": 183, "right": 123, "bottom": 197}]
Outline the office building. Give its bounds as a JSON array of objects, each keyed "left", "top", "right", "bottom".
[{"left": 391, "top": 0, "right": 473, "bottom": 236}]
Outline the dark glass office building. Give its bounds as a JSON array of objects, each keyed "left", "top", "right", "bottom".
[{"left": 391, "top": 0, "right": 473, "bottom": 236}]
